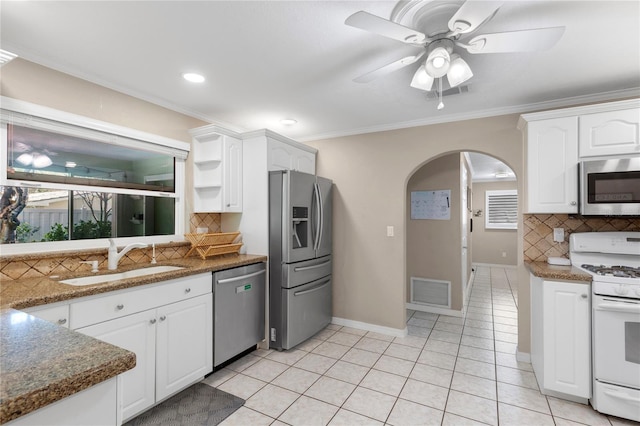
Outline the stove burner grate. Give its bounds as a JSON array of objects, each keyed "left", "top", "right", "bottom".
[{"left": 581, "top": 264, "right": 640, "bottom": 278}]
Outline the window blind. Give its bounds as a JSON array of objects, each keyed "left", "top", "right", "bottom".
[{"left": 485, "top": 190, "right": 518, "bottom": 229}]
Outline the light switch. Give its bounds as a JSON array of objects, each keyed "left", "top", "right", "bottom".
[
  {"left": 387, "top": 226, "right": 394, "bottom": 237},
  {"left": 553, "top": 228, "right": 564, "bottom": 242}
]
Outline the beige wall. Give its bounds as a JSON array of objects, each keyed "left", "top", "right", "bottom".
[
  {"left": 306, "top": 115, "right": 524, "bottom": 336},
  {"left": 471, "top": 180, "right": 518, "bottom": 266},
  {"left": 406, "top": 153, "right": 463, "bottom": 311}
]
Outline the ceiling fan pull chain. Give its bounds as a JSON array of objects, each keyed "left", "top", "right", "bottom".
[{"left": 437, "top": 77, "right": 444, "bottom": 110}]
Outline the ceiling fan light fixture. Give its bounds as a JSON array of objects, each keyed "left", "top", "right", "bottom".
[
  {"left": 410, "top": 65, "right": 434, "bottom": 91},
  {"left": 446, "top": 54, "right": 473, "bottom": 87},
  {"left": 425, "top": 46, "right": 450, "bottom": 78}
]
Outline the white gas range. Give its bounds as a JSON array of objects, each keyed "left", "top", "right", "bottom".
[{"left": 569, "top": 232, "right": 640, "bottom": 422}]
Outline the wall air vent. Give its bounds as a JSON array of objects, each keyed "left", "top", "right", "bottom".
[
  {"left": 425, "top": 84, "right": 470, "bottom": 100},
  {"left": 410, "top": 277, "right": 451, "bottom": 308}
]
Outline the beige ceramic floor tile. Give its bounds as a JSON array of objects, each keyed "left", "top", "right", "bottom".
[
  {"left": 278, "top": 395, "right": 339, "bottom": 426},
  {"left": 327, "top": 331, "right": 363, "bottom": 347},
  {"left": 454, "top": 357, "right": 496, "bottom": 380},
  {"left": 409, "top": 363, "right": 454, "bottom": 388},
  {"left": 324, "top": 360, "right": 369, "bottom": 385},
  {"left": 386, "top": 398, "right": 444, "bottom": 426},
  {"left": 217, "top": 373, "right": 267, "bottom": 400},
  {"left": 354, "top": 337, "right": 391, "bottom": 354},
  {"left": 392, "top": 335, "right": 427, "bottom": 349},
  {"left": 441, "top": 412, "right": 489, "bottom": 426},
  {"left": 327, "top": 409, "right": 384, "bottom": 426},
  {"left": 547, "top": 397, "right": 612, "bottom": 426},
  {"left": 496, "top": 365, "right": 539, "bottom": 390},
  {"left": 266, "top": 348, "right": 307, "bottom": 366},
  {"left": 304, "top": 376, "right": 356, "bottom": 406},
  {"left": 360, "top": 369, "right": 407, "bottom": 396},
  {"left": 445, "top": 390, "right": 498, "bottom": 426},
  {"left": 271, "top": 366, "right": 321, "bottom": 394},
  {"left": 417, "top": 349, "right": 457, "bottom": 370},
  {"left": 399, "top": 378, "right": 449, "bottom": 411},
  {"left": 244, "top": 384, "right": 300, "bottom": 419},
  {"left": 218, "top": 406, "right": 274, "bottom": 426},
  {"left": 293, "top": 353, "right": 337, "bottom": 375},
  {"left": 496, "top": 381, "right": 550, "bottom": 414},
  {"left": 373, "top": 354, "right": 415, "bottom": 377},
  {"left": 313, "top": 341, "right": 351, "bottom": 359},
  {"left": 340, "top": 347, "right": 381, "bottom": 368},
  {"left": 202, "top": 367, "right": 236, "bottom": 388},
  {"left": 241, "top": 358, "right": 289, "bottom": 382},
  {"left": 498, "top": 402, "right": 555, "bottom": 426},
  {"left": 342, "top": 387, "right": 397, "bottom": 422},
  {"left": 384, "top": 343, "right": 422, "bottom": 362},
  {"left": 457, "top": 344, "right": 495, "bottom": 364},
  {"left": 450, "top": 371, "right": 497, "bottom": 400},
  {"left": 424, "top": 339, "right": 460, "bottom": 356}
]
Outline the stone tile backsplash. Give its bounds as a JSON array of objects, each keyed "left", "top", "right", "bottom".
[
  {"left": 0, "top": 213, "right": 222, "bottom": 281},
  {"left": 523, "top": 214, "right": 640, "bottom": 262}
]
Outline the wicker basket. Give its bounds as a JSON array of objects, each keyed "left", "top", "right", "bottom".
[{"left": 184, "top": 232, "right": 242, "bottom": 259}]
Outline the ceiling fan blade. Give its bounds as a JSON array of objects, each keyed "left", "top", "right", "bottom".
[
  {"left": 354, "top": 53, "right": 425, "bottom": 83},
  {"left": 448, "top": 1, "right": 503, "bottom": 34},
  {"left": 464, "top": 27, "right": 565, "bottom": 54},
  {"left": 345, "top": 11, "right": 426, "bottom": 45}
]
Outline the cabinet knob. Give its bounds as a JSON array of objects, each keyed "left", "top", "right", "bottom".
[
  {"left": 150, "top": 318, "right": 157, "bottom": 324},
  {"left": 116, "top": 304, "right": 124, "bottom": 310},
  {"left": 160, "top": 315, "right": 167, "bottom": 321},
  {"left": 185, "top": 288, "right": 191, "bottom": 293},
  {"left": 581, "top": 294, "right": 588, "bottom": 299},
  {"left": 226, "top": 204, "right": 231, "bottom": 207},
  {"left": 570, "top": 201, "right": 577, "bottom": 206},
  {"left": 58, "top": 318, "right": 67, "bottom": 325}
]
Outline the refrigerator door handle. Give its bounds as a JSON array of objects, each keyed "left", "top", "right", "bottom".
[
  {"left": 313, "top": 182, "right": 322, "bottom": 251},
  {"left": 293, "top": 260, "right": 332, "bottom": 272},
  {"left": 293, "top": 279, "right": 330, "bottom": 296},
  {"left": 318, "top": 182, "right": 324, "bottom": 251}
]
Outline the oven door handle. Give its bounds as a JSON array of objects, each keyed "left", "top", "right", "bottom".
[
  {"left": 595, "top": 302, "right": 640, "bottom": 314},
  {"left": 604, "top": 389, "right": 640, "bottom": 403}
]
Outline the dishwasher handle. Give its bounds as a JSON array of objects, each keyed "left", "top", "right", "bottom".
[{"left": 217, "top": 269, "right": 265, "bottom": 285}]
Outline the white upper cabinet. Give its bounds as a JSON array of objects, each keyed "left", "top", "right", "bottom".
[
  {"left": 190, "top": 126, "right": 242, "bottom": 213},
  {"left": 267, "top": 134, "right": 316, "bottom": 174},
  {"left": 525, "top": 117, "right": 579, "bottom": 214},
  {"left": 579, "top": 108, "right": 640, "bottom": 157}
]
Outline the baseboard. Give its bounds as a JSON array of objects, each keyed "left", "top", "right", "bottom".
[
  {"left": 472, "top": 262, "right": 517, "bottom": 269},
  {"left": 331, "top": 317, "right": 408, "bottom": 338},
  {"left": 516, "top": 349, "right": 531, "bottom": 363},
  {"left": 406, "top": 303, "right": 464, "bottom": 318}
]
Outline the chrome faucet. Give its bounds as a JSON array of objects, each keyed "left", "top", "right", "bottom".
[{"left": 108, "top": 238, "right": 148, "bottom": 270}]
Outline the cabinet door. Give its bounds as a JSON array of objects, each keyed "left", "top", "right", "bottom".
[
  {"left": 267, "top": 138, "right": 293, "bottom": 171},
  {"left": 24, "top": 304, "right": 69, "bottom": 328},
  {"left": 223, "top": 136, "right": 243, "bottom": 212},
  {"left": 579, "top": 108, "right": 640, "bottom": 157},
  {"left": 293, "top": 150, "right": 316, "bottom": 174},
  {"left": 76, "top": 310, "right": 156, "bottom": 422},
  {"left": 526, "top": 117, "right": 579, "bottom": 213},
  {"left": 542, "top": 281, "right": 591, "bottom": 398},
  {"left": 155, "top": 294, "right": 213, "bottom": 401}
]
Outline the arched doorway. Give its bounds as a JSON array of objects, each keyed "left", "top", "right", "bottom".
[{"left": 405, "top": 151, "right": 517, "bottom": 320}]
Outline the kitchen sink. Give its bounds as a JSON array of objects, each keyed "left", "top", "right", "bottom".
[{"left": 59, "top": 265, "right": 185, "bottom": 286}]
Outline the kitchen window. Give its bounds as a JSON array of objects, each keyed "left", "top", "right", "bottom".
[
  {"left": 0, "top": 97, "right": 189, "bottom": 253},
  {"left": 485, "top": 189, "right": 518, "bottom": 230}
]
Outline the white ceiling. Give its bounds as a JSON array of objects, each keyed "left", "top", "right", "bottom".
[{"left": 1, "top": 1, "right": 639, "bottom": 177}]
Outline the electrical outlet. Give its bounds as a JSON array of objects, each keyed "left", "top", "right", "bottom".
[
  {"left": 387, "top": 226, "right": 394, "bottom": 237},
  {"left": 501, "top": 251, "right": 507, "bottom": 258},
  {"left": 553, "top": 228, "right": 564, "bottom": 242}
]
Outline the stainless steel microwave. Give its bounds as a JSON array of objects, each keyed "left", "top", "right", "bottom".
[{"left": 581, "top": 157, "right": 640, "bottom": 216}]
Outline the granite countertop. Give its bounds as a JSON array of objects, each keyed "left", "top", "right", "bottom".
[
  {"left": 0, "top": 309, "right": 136, "bottom": 424},
  {"left": 1, "top": 254, "right": 267, "bottom": 310},
  {"left": 525, "top": 261, "right": 592, "bottom": 282},
  {"left": 0, "top": 253, "right": 267, "bottom": 424}
]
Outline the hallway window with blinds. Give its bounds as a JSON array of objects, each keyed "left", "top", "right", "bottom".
[{"left": 485, "top": 190, "right": 518, "bottom": 229}]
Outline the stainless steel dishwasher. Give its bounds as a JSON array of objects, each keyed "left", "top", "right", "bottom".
[{"left": 213, "top": 262, "right": 266, "bottom": 367}]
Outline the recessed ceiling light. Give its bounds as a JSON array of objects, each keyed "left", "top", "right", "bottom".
[
  {"left": 182, "top": 73, "right": 205, "bottom": 83},
  {"left": 280, "top": 118, "right": 297, "bottom": 126}
]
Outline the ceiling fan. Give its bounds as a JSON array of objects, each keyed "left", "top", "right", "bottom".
[{"left": 345, "top": 1, "right": 565, "bottom": 108}]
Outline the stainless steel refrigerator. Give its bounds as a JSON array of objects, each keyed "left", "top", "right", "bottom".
[{"left": 269, "top": 170, "right": 332, "bottom": 350}]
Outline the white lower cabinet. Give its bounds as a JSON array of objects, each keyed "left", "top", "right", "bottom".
[
  {"left": 72, "top": 274, "right": 213, "bottom": 423},
  {"left": 77, "top": 294, "right": 212, "bottom": 423},
  {"left": 24, "top": 303, "right": 70, "bottom": 328},
  {"left": 531, "top": 275, "right": 591, "bottom": 401}
]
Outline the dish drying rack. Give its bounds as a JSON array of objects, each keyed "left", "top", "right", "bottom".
[{"left": 184, "top": 232, "right": 242, "bottom": 259}]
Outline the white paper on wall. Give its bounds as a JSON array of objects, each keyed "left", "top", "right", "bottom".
[{"left": 411, "top": 190, "right": 451, "bottom": 220}]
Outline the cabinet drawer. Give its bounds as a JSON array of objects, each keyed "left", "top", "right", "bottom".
[
  {"left": 70, "top": 273, "right": 211, "bottom": 329},
  {"left": 24, "top": 304, "right": 70, "bottom": 328}
]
